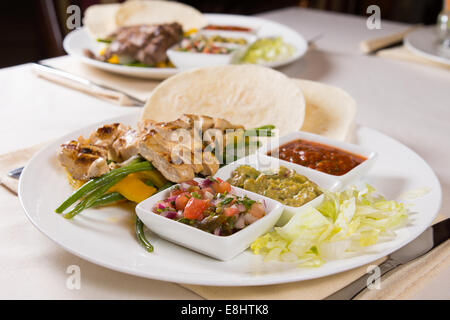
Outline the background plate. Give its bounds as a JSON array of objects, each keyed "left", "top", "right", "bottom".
[
  {"left": 19, "top": 113, "right": 441, "bottom": 286},
  {"left": 63, "top": 14, "right": 308, "bottom": 79},
  {"left": 404, "top": 27, "right": 450, "bottom": 66}
]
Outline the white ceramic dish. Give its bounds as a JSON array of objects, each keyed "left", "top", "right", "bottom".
[
  {"left": 167, "top": 47, "right": 240, "bottom": 68},
  {"left": 167, "top": 32, "right": 256, "bottom": 68},
  {"left": 19, "top": 113, "right": 442, "bottom": 286},
  {"left": 214, "top": 154, "right": 342, "bottom": 226},
  {"left": 259, "top": 131, "right": 377, "bottom": 187},
  {"left": 404, "top": 27, "right": 450, "bottom": 66},
  {"left": 63, "top": 14, "right": 308, "bottom": 79},
  {"left": 136, "top": 178, "right": 283, "bottom": 261}
]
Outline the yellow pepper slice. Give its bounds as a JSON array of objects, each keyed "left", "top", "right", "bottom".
[
  {"left": 183, "top": 28, "right": 197, "bottom": 36},
  {"left": 108, "top": 173, "right": 157, "bottom": 203},
  {"left": 107, "top": 54, "right": 120, "bottom": 64},
  {"left": 135, "top": 170, "right": 168, "bottom": 189}
]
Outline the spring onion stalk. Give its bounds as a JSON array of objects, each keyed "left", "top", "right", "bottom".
[
  {"left": 135, "top": 216, "right": 154, "bottom": 252},
  {"left": 89, "top": 192, "right": 125, "bottom": 208},
  {"left": 55, "top": 159, "right": 152, "bottom": 213},
  {"left": 96, "top": 38, "right": 112, "bottom": 44}
]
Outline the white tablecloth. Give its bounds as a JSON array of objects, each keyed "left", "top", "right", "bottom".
[{"left": 1, "top": 7, "right": 449, "bottom": 299}]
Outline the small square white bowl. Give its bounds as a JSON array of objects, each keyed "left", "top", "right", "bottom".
[
  {"left": 214, "top": 154, "right": 342, "bottom": 226},
  {"left": 135, "top": 178, "right": 284, "bottom": 261},
  {"left": 166, "top": 33, "right": 255, "bottom": 68},
  {"left": 258, "top": 131, "right": 377, "bottom": 187},
  {"left": 167, "top": 47, "right": 237, "bottom": 68}
]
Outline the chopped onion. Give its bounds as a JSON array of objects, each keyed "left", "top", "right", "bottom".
[
  {"left": 235, "top": 215, "right": 246, "bottom": 229},
  {"left": 203, "top": 191, "right": 214, "bottom": 200},
  {"left": 180, "top": 183, "right": 190, "bottom": 190},
  {"left": 161, "top": 211, "right": 177, "bottom": 219},
  {"left": 237, "top": 203, "right": 246, "bottom": 212},
  {"left": 213, "top": 227, "right": 221, "bottom": 236},
  {"left": 244, "top": 213, "right": 258, "bottom": 224},
  {"left": 200, "top": 178, "right": 213, "bottom": 188},
  {"left": 167, "top": 196, "right": 177, "bottom": 202},
  {"left": 157, "top": 202, "right": 166, "bottom": 210}
]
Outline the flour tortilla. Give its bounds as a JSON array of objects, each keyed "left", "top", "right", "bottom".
[
  {"left": 295, "top": 79, "right": 357, "bottom": 142},
  {"left": 140, "top": 65, "right": 306, "bottom": 136},
  {"left": 115, "top": 0, "right": 207, "bottom": 31},
  {"left": 83, "top": 3, "right": 121, "bottom": 39}
]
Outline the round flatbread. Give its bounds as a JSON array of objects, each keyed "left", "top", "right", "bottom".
[
  {"left": 115, "top": 0, "right": 207, "bottom": 31},
  {"left": 83, "top": 3, "right": 121, "bottom": 39},
  {"left": 295, "top": 79, "right": 357, "bottom": 142},
  {"left": 140, "top": 65, "right": 306, "bottom": 135}
]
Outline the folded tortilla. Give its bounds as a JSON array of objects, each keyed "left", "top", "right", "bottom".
[
  {"left": 295, "top": 79, "right": 357, "bottom": 142},
  {"left": 140, "top": 65, "right": 306, "bottom": 136}
]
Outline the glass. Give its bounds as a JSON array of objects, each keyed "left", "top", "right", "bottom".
[{"left": 437, "top": 0, "right": 450, "bottom": 47}]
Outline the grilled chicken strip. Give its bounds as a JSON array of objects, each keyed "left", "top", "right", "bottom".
[
  {"left": 58, "top": 114, "right": 245, "bottom": 183},
  {"left": 138, "top": 133, "right": 196, "bottom": 183},
  {"left": 58, "top": 140, "right": 109, "bottom": 180}
]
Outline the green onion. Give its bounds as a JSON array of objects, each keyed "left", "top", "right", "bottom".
[
  {"left": 135, "top": 217, "right": 154, "bottom": 252},
  {"left": 96, "top": 38, "right": 112, "bottom": 44},
  {"left": 89, "top": 192, "right": 125, "bottom": 208},
  {"left": 55, "top": 158, "right": 152, "bottom": 214}
]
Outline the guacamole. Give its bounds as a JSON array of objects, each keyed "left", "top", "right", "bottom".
[{"left": 228, "top": 165, "right": 322, "bottom": 207}]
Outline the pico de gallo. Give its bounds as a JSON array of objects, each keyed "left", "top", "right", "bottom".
[
  {"left": 176, "top": 36, "right": 234, "bottom": 54},
  {"left": 152, "top": 177, "right": 267, "bottom": 236}
]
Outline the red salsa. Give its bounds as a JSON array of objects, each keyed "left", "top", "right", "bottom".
[
  {"left": 204, "top": 24, "right": 253, "bottom": 32},
  {"left": 268, "top": 139, "right": 366, "bottom": 176}
]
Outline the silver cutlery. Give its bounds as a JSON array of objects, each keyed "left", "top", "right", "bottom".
[
  {"left": 325, "top": 218, "right": 450, "bottom": 300},
  {"left": 8, "top": 166, "right": 23, "bottom": 179},
  {"left": 32, "top": 62, "right": 146, "bottom": 106}
]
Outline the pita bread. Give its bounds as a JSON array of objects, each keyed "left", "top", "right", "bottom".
[
  {"left": 295, "top": 79, "right": 357, "bottom": 142},
  {"left": 83, "top": 3, "right": 121, "bottom": 39},
  {"left": 115, "top": 0, "right": 207, "bottom": 31}
]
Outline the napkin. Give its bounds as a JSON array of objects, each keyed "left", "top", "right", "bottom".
[
  {"left": 1, "top": 144, "right": 449, "bottom": 299},
  {"left": 359, "top": 26, "right": 450, "bottom": 70},
  {"left": 376, "top": 45, "right": 450, "bottom": 70}
]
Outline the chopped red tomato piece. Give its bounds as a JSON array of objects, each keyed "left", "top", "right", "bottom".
[
  {"left": 249, "top": 202, "right": 265, "bottom": 218},
  {"left": 223, "top": 207, "right": 239, "bottom": 217},
  {"left": 175, "top": 192, "right": 191, "bottom": 211},
  {"left": 183, "top": 198, "right": 209, "bottom": 220},
  {"left": 169, "top": 187, "right": 184, "bottom": 198},
  {"left": 212, "top": 181, "right": 231, "bottom": 194}
]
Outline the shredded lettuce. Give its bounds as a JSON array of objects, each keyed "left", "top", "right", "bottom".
[
  {"left": 241, "top": 37, "right": 295, "bottom": 64},
  {"left": 250, "top": 184, "right": 409, "bottom": 266}
]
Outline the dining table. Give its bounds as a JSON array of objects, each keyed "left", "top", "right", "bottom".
[{"left": 1, "top": 7, "right": 449, "bottom": 299}]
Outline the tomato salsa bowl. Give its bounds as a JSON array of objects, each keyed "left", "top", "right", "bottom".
[
  {"left": 259, "top": 131, "right": 377, "bottom": 186},
  {"left": 136, "top": 178, "right": 283, "bottom": 261}
]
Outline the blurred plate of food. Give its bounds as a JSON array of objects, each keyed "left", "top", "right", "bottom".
[{"left": 63, "top": 0, "right": 307, "bottom": 79}]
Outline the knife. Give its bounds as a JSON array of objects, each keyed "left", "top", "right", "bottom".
[
  {"left": 325, "top": 218, "right": 450, "bottom": 300},
  {"left": 31, "top": 62, "right": 146, "bottom": 106}
]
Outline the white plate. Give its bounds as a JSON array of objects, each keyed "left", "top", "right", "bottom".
[
  {"left": 63, "top": 14, "right": 308, "bottom": 79},
  {"left": 19, "top": 113, "right": 441, "bottom": 286},
  {"left": 404, "top": 27, "right": 450, "bottom": 66}
]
